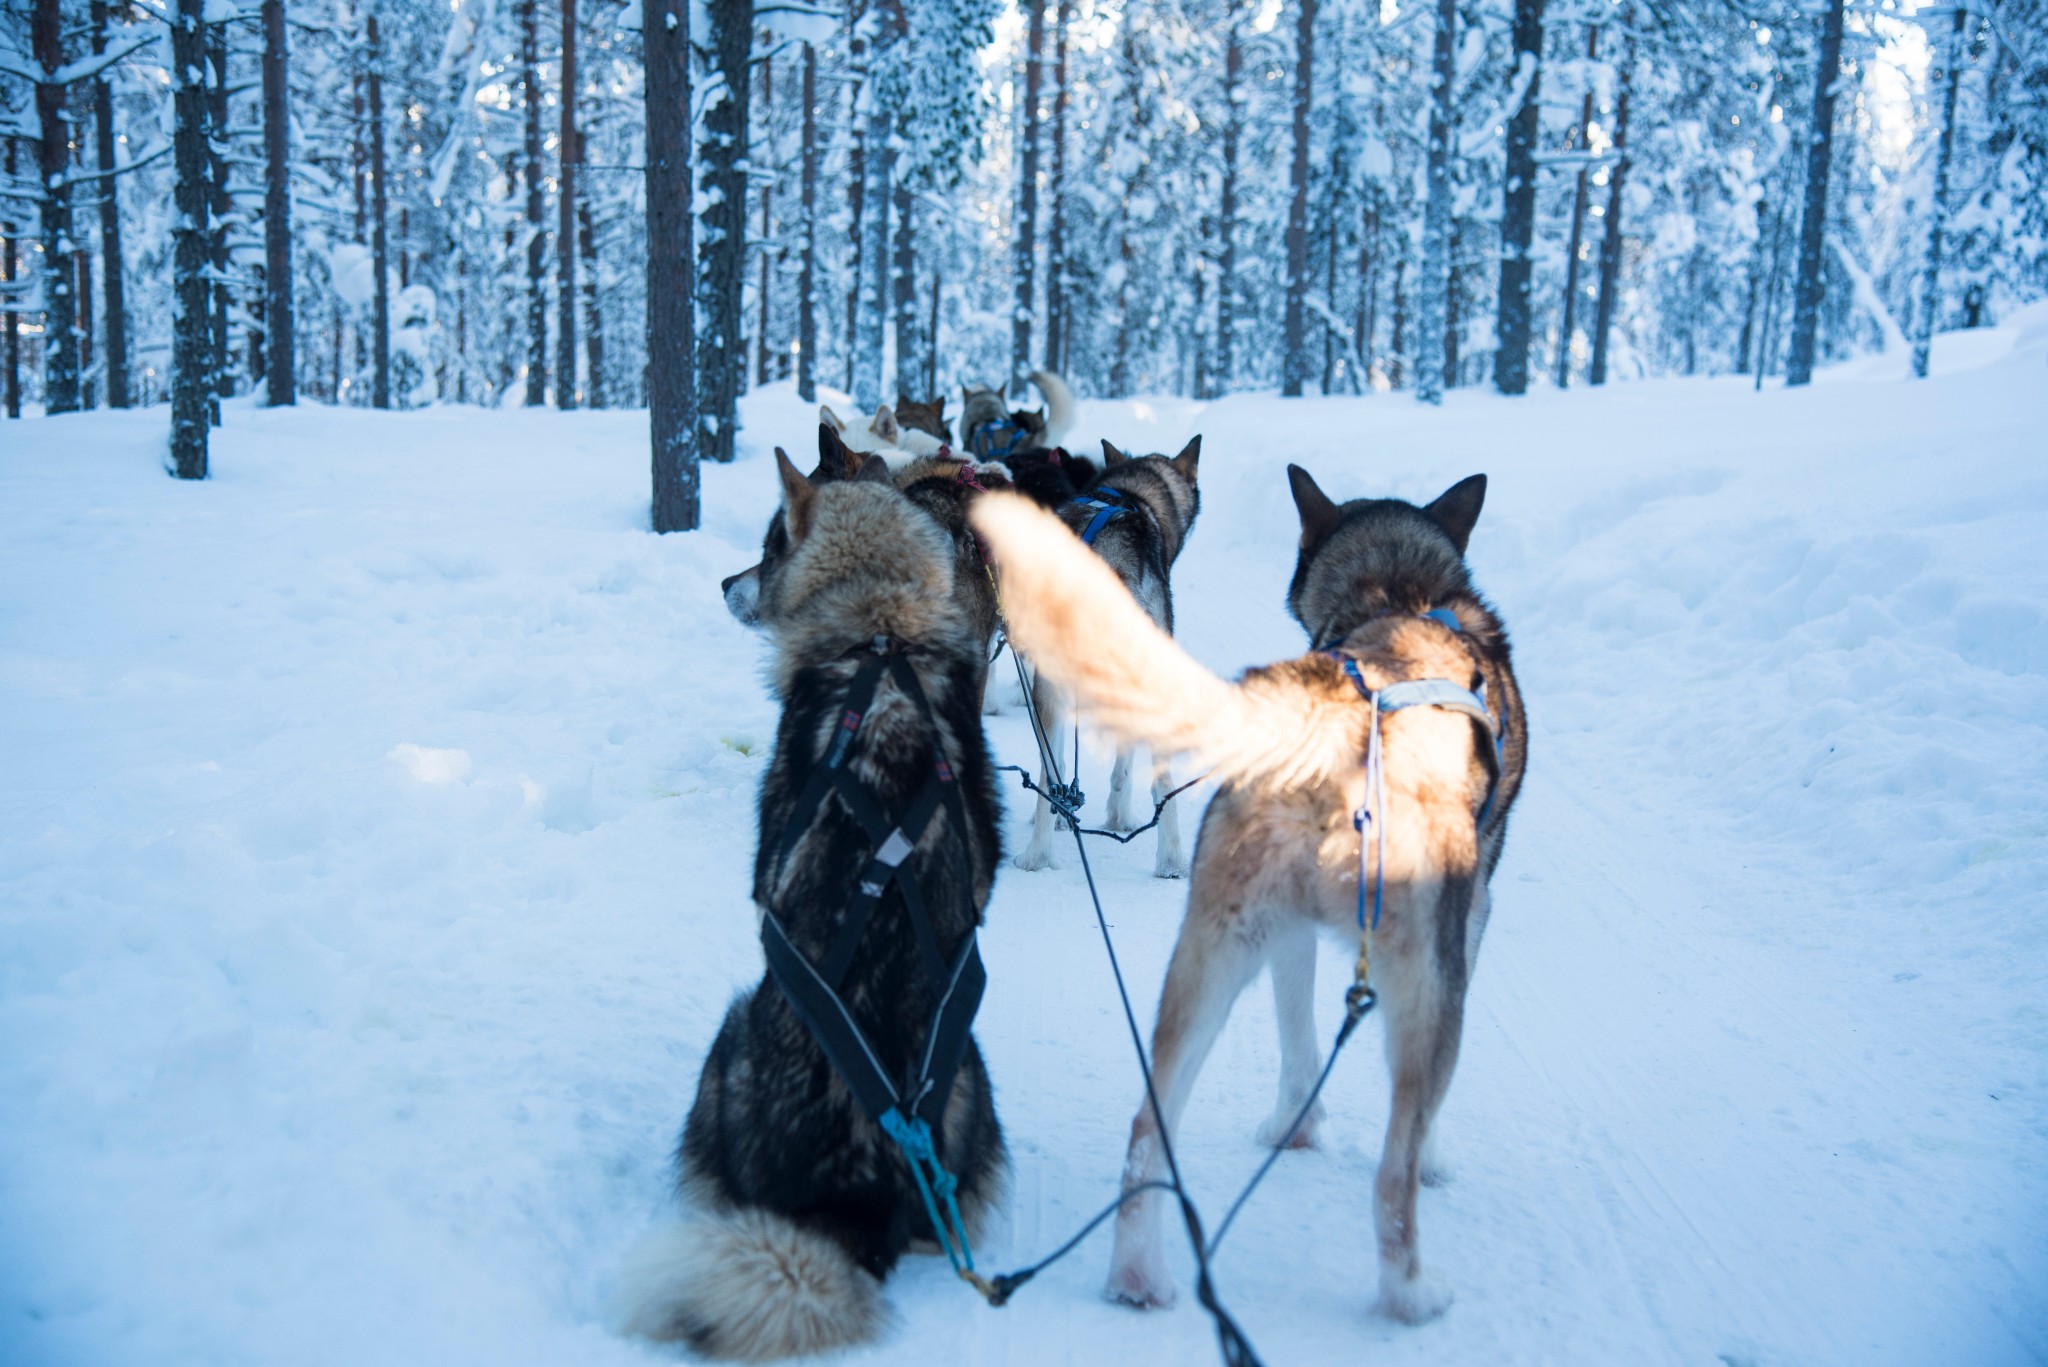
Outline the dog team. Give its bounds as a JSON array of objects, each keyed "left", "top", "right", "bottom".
[{"left": 620, "top": 371, "right": 1528, "bottom": 1360}]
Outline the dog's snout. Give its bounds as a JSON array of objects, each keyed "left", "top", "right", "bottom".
[{"left": 720, "top": 570, "right": 744, "bottom": 594}]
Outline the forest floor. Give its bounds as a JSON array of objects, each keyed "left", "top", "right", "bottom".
[{"left": 5, "top": 316, "right": 2047, "bottom": 1367}]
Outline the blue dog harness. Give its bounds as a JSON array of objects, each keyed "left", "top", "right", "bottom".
[
  {"left": 1072, "top": 484, "right": 1131, "bottom": 545},
  {"left": 1324, "top": 608, "right": 1504, "bottom": 934},
  {"left": 966, "top": 415, "right": 1029, "bottom": 462}
]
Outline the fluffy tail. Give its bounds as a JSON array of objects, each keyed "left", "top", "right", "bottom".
[
  {"left": 971, "top": 493, "right": 1361, "bottom": 792},
  {"left": 1029, "top": 369, "right": 1078, "bottom": 450},
  {"left": 613, "top": 1212, "right": 888, "bottom": 1362}
]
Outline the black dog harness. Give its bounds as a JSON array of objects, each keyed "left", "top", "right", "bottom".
[{"left": 759, "top": 636, "right": 986, "bottom": 1134}]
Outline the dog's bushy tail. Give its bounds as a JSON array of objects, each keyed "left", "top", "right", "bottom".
[
  {"left": 972, "top": 493, "right": 1361, "bottom": 792},
  {"left": 1029, "top": 369, "right": 1078, "bottom": 450},
  {"left": 613, "top": 1212, "right": 888, "bottom": 1362}
]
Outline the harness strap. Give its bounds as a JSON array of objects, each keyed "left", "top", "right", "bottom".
[
  {"left": 968, "top": 415, "right": 1024, "bottom": 462},
  {"left": 1073, "top": 485, "right": 1130, "bottom": 546}
]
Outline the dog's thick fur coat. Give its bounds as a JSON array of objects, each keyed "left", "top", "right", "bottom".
[
  {"left": 1014, "top": 437, "right": 1202, "bottom": 879},
  {"left": 969, "top": 466, "right": 1525, "bottom": 1325},
  {"left": 627, "top": 453, "right": 1008, "bottom": 1361}
]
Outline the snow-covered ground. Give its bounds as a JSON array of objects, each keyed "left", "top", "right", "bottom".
[{"left": 4, "top": 318, "right": 2046, "bottom": 1367}]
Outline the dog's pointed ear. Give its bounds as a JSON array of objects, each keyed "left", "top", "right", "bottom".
[
  {"left": 1287, "top": 464, "right": 1341, "bottom": 547},
  {"left": 873, "top": 404, "right": 899, "bottom": 444},
  {"left": 1171, "top": 435, "right": 1201, "bottom": 483},
  {"left": 777, "top": 447, "right": 819, "bottom": 541},
  {"left": 1425, "top": 474, "right": 1486, "bottom": 554},
  {"left": 819, "top": 403, "right": 846, "bottom": 434},
  {"left": 854, "top": 453, "right": 893, "bottom": 485},
  {"left": 1101, "top": 439, "right": 1127, "bottom": 467},
  {"left": 816, "top": 420, "right": 859, "bottom": 482}
]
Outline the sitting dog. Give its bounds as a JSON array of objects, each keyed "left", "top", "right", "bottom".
[
  {"left": 968, "top": 464, "right": 1526, "bottom": 1325},
  {"left": 819, "top": 401, "right": 946, "bottom": 462},
  {"left": 1013, "top": 437, "right": 1201, "bottom": 879},
  {"left": 893, "top": 395, "right": 953, "bottom": 447},
  {"left": 623, "top": 450, "right": 1008, "bottom": 1361}
]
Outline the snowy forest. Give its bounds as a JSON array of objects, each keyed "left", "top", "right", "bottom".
[{"left": 3, "top": 0, "right": 2045, "bottom": 524}]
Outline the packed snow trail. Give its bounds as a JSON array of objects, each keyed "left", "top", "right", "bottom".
[{"left": 3, "top": 321, "right": 2045, "bottom": 1366}]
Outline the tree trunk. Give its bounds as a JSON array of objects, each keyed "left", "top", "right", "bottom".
[
  {"left": 1357, "top": 198, "right": 1376, "bottom": 380},
  {"left": 207, "top": 19, "right": 230, "bottom": 413},
  {"left": 797, "top": 42, "right": 818, "bottom": 402},
  {"left": 32, "top": 0, "right": 79, "bottom": 414},
  {"left": 77, "top": 248, "right": 94, "bottom": 408},
  {"left": 1556, "top": 23, "right": 1597, "bottom": 387},
  {"left": 925, "top": 258, "right": 940, "bottom": 396},
  {"left": 1281, "top": 0, "right": 1316, "bottom": 397},
  {"left": 1044, "top": 0, "right": 1070, "bottom": 376},
  {"left": 580, "top": 200, "right": 604, "bottom": 406},
  {"left": 1444, "top": 223, "right": 1460, "bottom": 386},
  {"left": 260, "top": 0, "right": 293, "bottom": 405},
  {"left": 172, "top": 0, "right": 211, "bottom": 475},
  {"left": 844, "top": 19, "right": 864, "bottom": 396},
  {"left": 1784, "top": 0, "right": 1845, "bottom": 387},
  {"left": 1494, "top": 0, "right": 1543, "bottom": 395},
  {"left": 1912, "top": 6, "right": 1967, "bottom": 380},
  {"left": 1415, "top": 0, "right": 1456, "bottom": 405},
  {"left": 755, "top": 49, "right": 774, "bottom": 388},
  {"left": 367, "top": 13, "right": 391, "bottom": 409},
  {"left": 91, "top": 0, "right": 132, "bottom": 408},
  {"left": 1011, "top": 0, "right": 1046, "bottom": 395},
  {"left": 892, "top": 177, "right": 920, "bottom": 400},
  {"left": 1391, "top": 254, "right": 1407, "bottom": 388},
  {"left": 645, "top": 0, "right": 698, "bottom": 531},
  {"left": 3, "top": 139, "right": 18, "bottom": 419},
  {"left": 1588, "top": 13, "right": 1633, "bottom": 386},
  {"left": 557, "top": 0, "right": 580, "bottom": 406},
  {"left": 521, "top": 0, "right": 547, "bottom": 405},
  {"left": 852, "top": 0, "right": 902, "bottom": 410},
  {"left": 1215, "top": 8, "right": 1243, "bottom": 393},
  {"left": 1735, "top": 194, "right": 1767, "bottom": 374},
  {"left": 697, "top": 0, "right": 753, "bottom": 459}
]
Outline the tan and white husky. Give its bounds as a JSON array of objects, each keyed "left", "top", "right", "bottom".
[{"left": 968, "top": 464, "right": 1527, "bottom": 1325}]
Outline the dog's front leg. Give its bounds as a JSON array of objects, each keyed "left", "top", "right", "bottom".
[
  {"left": 1151, "top": 761, "right": 1189, "bottom": 879},
  {"left": 1105, "top": 748, "right": 1139, "bottom": 832},
  {"left": 1014, "top": 676, "right": 1064, "bottom": 870},
  {"left": 1107, "top": 901, "right": 1262, "bottom": 1309}
]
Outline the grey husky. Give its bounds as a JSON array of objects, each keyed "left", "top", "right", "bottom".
[
  {"left": 969, "top": 464, "right": 1526, "bottom": 1325},
  {"left": 621, "top": 451, "right": 1008, "bottom": 1362},
  {"left": 1013, "top": 437, "right": 1202, "bottom": 879}
]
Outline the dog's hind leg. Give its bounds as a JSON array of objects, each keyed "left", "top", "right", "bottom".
[
  {"left": 1014, "top": 674, "right": 1065, "bottom": 870},
  {"left": 1107, "top": 893, "right": 1265, "bottom": 1309},
  {"left": 1254, "top": 923, "right": 1325, "bottom": 1149},
  {"left": 1105, "top": 748, "right": 1140, "bottom": 832},
  {"left": 1151, "top": 759, "right": 1189, "bottom": 879}
]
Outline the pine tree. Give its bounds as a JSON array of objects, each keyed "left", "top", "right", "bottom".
[
  {"left": 1912, "top": 6, "right": 1968, "bottom": 380},
  {"left": 557, "top": 0, "right": 580, "bottom": 407},
  {"left": 1784, "top": 0, "right": 1844, "bottom": 387},
  {"left": 261, "top": 0, "right": 294, "bottom": 405},
  {"left": 31, "top": 0, "right": 79, "bottom": 414},
  {"left": 797, "top": 41, "right": 819, "bottom": 402},
  {"left": 1415, "top": 0, "right": 1456, "bottom": 405},
  {"left": 646, "top": 0, "right": 698, "bottom": 530},
  {"left": 1280, "top": 0, "right": 1316, "bottom": 397},
  {"left": 171, "top": 0, "right": 211, "bottom": 475},
  {"left": 367, "top": 10, "right": 391, "bottom": 409},
  {"left": 1589, "top": 9, "right": 1634, "bottom": 386},
  {"left": 696, "top": 0, "right": 752, "bottom": 459},
  {"left": 1494, "top": 0, "right": 1543, "bottom": 396},
  {"left": 89, "top": 0, "right": 131, "bottom": 408},
  {"left": 1011, "top": 0, "right": 1046, "bottom": 395}
]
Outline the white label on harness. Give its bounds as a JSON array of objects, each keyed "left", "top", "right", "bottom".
[{"left": 875, "top": 829, "right": 914, "bottom": 868}]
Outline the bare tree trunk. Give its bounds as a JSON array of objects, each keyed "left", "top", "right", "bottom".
[
  {"left": 1011, "top": 0, "right": 1046, "bottom": 395},
  {"left": 207, "top": 19, "right": 229, "bottom": 414},
  {"left": 891, "top": 177, "right": 920, "bottom": 400},
  {"left": 925, "top": 257, "right": 940, "bottom": 396},
  {"left": 755, "top": 49, "right": 774, "bottom": 387},
  {"left": 843, "top": 14, "right": 864, "bottom": 395},
  {"left": 580, "top": 200, "right": 604, "bottom": 406},
  {"left": 1281, "top": 0, "right": 1316, "bottom": 397},
  {"left": 1556, "top": 23, "right": 1597, "bottom": 387},
  {"left": 90, "top": 0, "right": 132, "bottom": 407},
  {"left": 557, "top": 0, "right": 579, "bottom": 406},
  {"left": 1494, "top": 0, "right": 1543, "bottom": 395},
  {"left": 1215, "top": 7, "right": 1243, "bottom": 393},
  {"left": 521, "top": 0, "right": 546, "bottom": 405},
  {"left": 1044, "top": 0, "right": 1070, "bottom": 376},
  {"left": 1444, "top": 223, "right": 1460, "bottom": 386},
  {"left": 1735, "top": 194, "right": 1767, "bottom": 373},
  {"left": 797, "top": 42, "right": 818, "bottom": 402},
  {"left": 1415, "top": 0, "right": 1456, "bottom": 405},
  {"left": 1588, "top": 10, "right": 1633, "bottom": 386},
  {"left": 367, "top": 12, "right": 391, "bottom": 409},
  {"left": 1785, "top": 0, "right": 1845, "bottom": 387},
  {"left": 1357, "top": 198, "right": 1377, "bottom": 379},
  {"left": 3, "top": 139, "right": 17, "bottom": 419},
  {"left": 697, "top": 0, "right": 753, "bottom": 458},
  {"left": 259, "top": 0, "right": 293, "bottom": 405},
  {"left": 172, "top": 0, "right": 211, "bottom": 475},
  {"left": 32, "top": 0, "right": 79, "bottom": 414},
  {"left": 645, "top": 0, "right": 698, "bottom": 530},
  {"left": 77, "top": 249, "right": 94, "bottom": 407},
  {"left": 852, "top": 0, "right": 902, "bottom": 410},
  {"left": 1912, "top": 6, "right": 1967, "bottom": 379}
]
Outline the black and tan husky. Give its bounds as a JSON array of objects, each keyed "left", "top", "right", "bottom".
[
  {"left": 970, "top": 464, "right": 1526, "bottom": 1325},
  {"left": 622, "top": 451, "right": 1008, "bottom": 1361}
]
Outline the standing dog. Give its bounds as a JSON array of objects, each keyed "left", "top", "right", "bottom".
[
  {"left": 623, "top": 452, "right": 1008, "bottom": 1361},
  {"left": 968, "top": 464, "right": 1526, "bottom": 1324},
  {"left": 960, "top": 370, "right": 1098, "bottom": 508},
  {"left": 1013, "top": 437, "right": 1201, "bottom": 880}
]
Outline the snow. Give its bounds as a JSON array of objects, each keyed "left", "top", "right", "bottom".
[{"left": 3, "top": 334, "right": 2046, "bottom": 1367}]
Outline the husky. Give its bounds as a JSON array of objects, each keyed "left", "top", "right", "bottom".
[
  {"left": 623, "top": 450, "right": 1009, "bottom": 1362},
  {"left": 968, "top": 464, "right": 1527, "bottom": 1325},
  {"left": 1012, "top": 437, "right": 1202, "bottom": 880},
  {"left": 960, "top": 369, "right": 1077, "bottom": 462},
  {"left": 893, "top": 395, "right": 953, "bottom": 447},
  {"left": 820, "top": 400, "right": 947, "bottom": 462},
  {"left": 724, "top": 424, "right": 1010, "bottom": 679}
]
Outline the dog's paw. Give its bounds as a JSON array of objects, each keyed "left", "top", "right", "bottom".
[
  {"left": 1419, "top": 1131, "right": 1452, "bottom": 1187},
  {"left": 1152, "top": 851, "right": 1190, "bottom": 879},
  {"left": 1013, "top": 844, "right": 1057, "bottom": 872},
  {"left": 1377, "top": 1266, "right": 1452, "bottom": 1325},
  {"left": 1254, "top": 1098, "right": 1325, "bottom": 1151},
  {"left": 1106, "top": 1258, "right": 1177, "bottom": 1311}
]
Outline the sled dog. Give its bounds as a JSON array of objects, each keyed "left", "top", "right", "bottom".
[
  {"left": 960, "top": 369, "right": 1078, "bottom": 462},
  {"left": 820, "top": 400, "right": 947, "bottom": 461},
  {"left": 1013, "top": 437, "right": 1202, "bottom": 880},
  {"left": 893, "top": 395, "right": 954, "bottom": 448},
  {"left": 622, "top": 450, "right": 1008, "bottom": 1361},
  {"left": 968, "top": 465, "right": 1527, "bottom": 1324}
]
